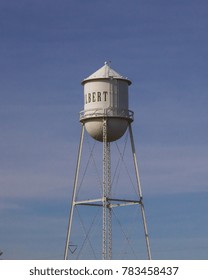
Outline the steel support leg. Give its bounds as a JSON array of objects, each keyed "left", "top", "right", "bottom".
[
  {"left": 129, "top": 123, "right": 152, "bottom": 260},
  {"left": 64, "top": 124, "right": 85, "bottom": 260}
]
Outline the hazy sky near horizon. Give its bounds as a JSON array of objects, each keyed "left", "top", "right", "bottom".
[{"left": 0, "top": 0, "right": 208, "bottom": 259}]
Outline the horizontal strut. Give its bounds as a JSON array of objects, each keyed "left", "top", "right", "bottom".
[{"left": 74, "top": 197, "right": 141, "bottom": 208}]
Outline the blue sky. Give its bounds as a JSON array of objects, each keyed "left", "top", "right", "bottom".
[{"left": 0, "top": 0, "right": 208, "bottom": 259}]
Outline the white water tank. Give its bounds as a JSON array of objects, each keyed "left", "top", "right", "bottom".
[{"left": 80, "top": 62, "right": 133, "bottom": 142}]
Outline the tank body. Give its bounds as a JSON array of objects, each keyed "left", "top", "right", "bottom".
[{"left": 80, "top": 63, "right": 133, "bottom": 142}]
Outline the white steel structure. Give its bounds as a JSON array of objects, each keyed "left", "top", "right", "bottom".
[{"left": 64, "top": 63, "right": 151, "bottom": 260}]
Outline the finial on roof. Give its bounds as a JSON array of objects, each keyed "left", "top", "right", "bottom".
[{"left": 104, "top": 61, "right": 111, "bottom": 66}]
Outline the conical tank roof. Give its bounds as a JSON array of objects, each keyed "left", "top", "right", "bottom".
[{"left": 81, "top": 62, "right": 132, "bottom": 85}]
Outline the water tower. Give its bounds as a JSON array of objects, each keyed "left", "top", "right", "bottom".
[{"left": 64, "top": 62, "right": 151, "bottom": 260}]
